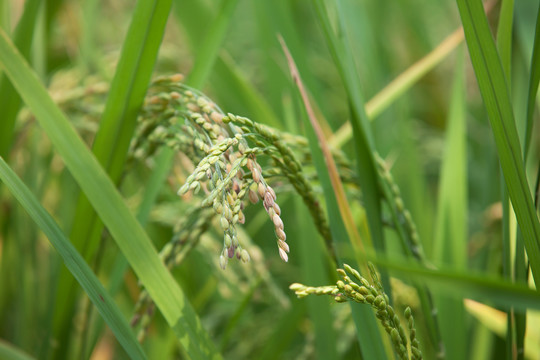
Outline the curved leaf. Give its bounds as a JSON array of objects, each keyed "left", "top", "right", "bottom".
[
  {"left": 0, "top": 158, "right": 147, "bottom": 360},
  {"left": 0, "top": 29, "right": 221, "bottom": 360}
]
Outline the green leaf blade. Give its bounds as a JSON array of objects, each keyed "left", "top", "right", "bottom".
[
  {"left": 281, "top": 38, "right": 389, "bottom": 359},
  {"left": 0, "top": 29, "right": 221, "bottom": 360},
  {"left": 433, "top": 51, "right": 468, "bottom": 360},
  {"left": 524, "top": 3, "right": 540, "bottom": 157},
  {"left": 0, "top": 157, "right": 147, "bottom": 360},
  {"left": 0, "top": 0, "right": 40, "bottom": 157},
  {"left": 456, "top": 0, "right": 540, "bottom": 286}
]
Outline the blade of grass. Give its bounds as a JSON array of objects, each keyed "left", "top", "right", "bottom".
[
  {"left": 495, "top": 1, "right": 528, "bottom": 357},
  {"left": 30, "top": 0, "right": 45, "bottom": 80},
  {"left": 92, "top": 0, "right": 172, "bottom": 176},
  {"left": 466, "top": 300, "right": 540, "bottom": 359},
  {"left": 465, "top": 299, "right": 513, "bottom": 339},
  {"left": 294, "top": 196, "right": 339, "bottom": 360},
  {"left": 186, "top": 0, "right": 238, "bottom": 88},
  {"left": 219, "top": 278, "right": 261, "bottom": 351},
  {"left": 10, "top": 130, "right": 48, "bottom": 352},
  {"left": 433, "top": 48, "right": 468, "bottom": 283},
  {"left": 280, "top": 36, "right": 388, "bottom": 360},
  {"left": 171, "top": 0, "right": 209, "bottom": 46},
  {"left": 84, "top": 147, "right": 175, "bottom": 359},
  {"left": 279, "top": 38, "right": 368, "bottom": 255},
  {"left": 0, "top": 340, "right": 35, "bottom": 360},
  {"left": 258, "top": 302, "right": 305, "bottom": 360},
  {"left": 500, "top": 169, "right": 514, "bottom": 360},
  {"left": 513, "top": 232, "right": 528, "bottom": 359},
  {"left": 369, "top": 254, "right": 540, "bottom": 312},
  {"left": 0, "top": 1, "right": 8, "bottom": 31},
  {"left": 0, "top": 29, "right": 221, "bottom": 360},
  {"left": 0, "top": 0, "right": 40, "bottom": 157},
  {"left": 456, "top": 0, "right": 540, "bottom": 286},
  {"left": 496, "top": 0, "right": 514, "bottom": 79},
  {"left": 524, "top": 2, "right": 540, "bottom": 158},
  {"left": 0, "top": 157, "right": 147, "bottom": 360},
  {"left": 311, "top": 0, "right": 389, "bottom": 273},
  {"left": 55, "top": 0, "right": 172, "bottom": 354},
  {"left": 283, "top": 94, "right": 338, "bottom": 360},
  {"left": 78, "top": 0, "right": 100, "bottom": 73},
  {"left": 315, "top": 0, "right": 397, "bottom": 310},
  {"left": 62, "top": 1, "right": 173, "bottom": 305},
  {"left": 433, "top": 51, "right": 467, "bottom": 360},
  {"left": 70, "top": 0, "right": 172, "bottom": 265}
]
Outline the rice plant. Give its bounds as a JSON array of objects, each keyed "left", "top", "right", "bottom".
[{"left": 0, "top": 0, "right": 539, "bottom": 359}]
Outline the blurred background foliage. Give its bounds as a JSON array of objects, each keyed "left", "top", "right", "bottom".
[{"left": 0, "top": 0, "right": 539, "bottom": 359}]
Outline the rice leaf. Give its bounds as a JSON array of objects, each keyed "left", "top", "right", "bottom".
[
  {"left": 0, "top": 157, "right": 147, "bottom": 360},
  {"left": 186, "top": 0, "right": 239, "bottom": 88},
  {"left": 495, "top": 1, "right": 528, "bottom": 357},
  {"left": 0, "top": 29, "right": 221, "bottom": 360},
  {"left": 371, "top": 255, "right": 540, "bottom": 312},
  {"left": 55, "top": 0, "right": 173, "bottom": 353},
  {"left": 0, "top": 340, "right": 36, "bottom": 360},
  {"left": 279, "top": 38, "right": 367, "bottom": 255},
  {"left": 280, "top": 36, "right": 388, "bottom": 360},
  {"left": 433, "top": 51, "right": 467, "bottom": 360},
  {"left": 84, "top": 147, "right": 175, "bottom": 358},
  {"left": 311, "top": 0, "right": 388, "bottom": 267},
  {"left": 283, "top": 92, "right": 338, "bottom": 360},
  {"left": 524, "top": 3, "right": 540, "bottom": 157},
  {"left": 70, "top": 0, "right": 173, "bottom": 261},
  {"left": 495, "top": 0, "right": 514, "bottom": 79},
  {"left": 456, "top": 0, "right": 540, "bottom": 286},
  {"left": 465, "top": 300, "right": 540, "bottom": 359},
  {"left": 0, "top": 0, "right": 40, "bottom": 157}
]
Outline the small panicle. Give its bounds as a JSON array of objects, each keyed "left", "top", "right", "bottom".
[{"left": 288, "top": 263, "right": 421, "bottom": 360}]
